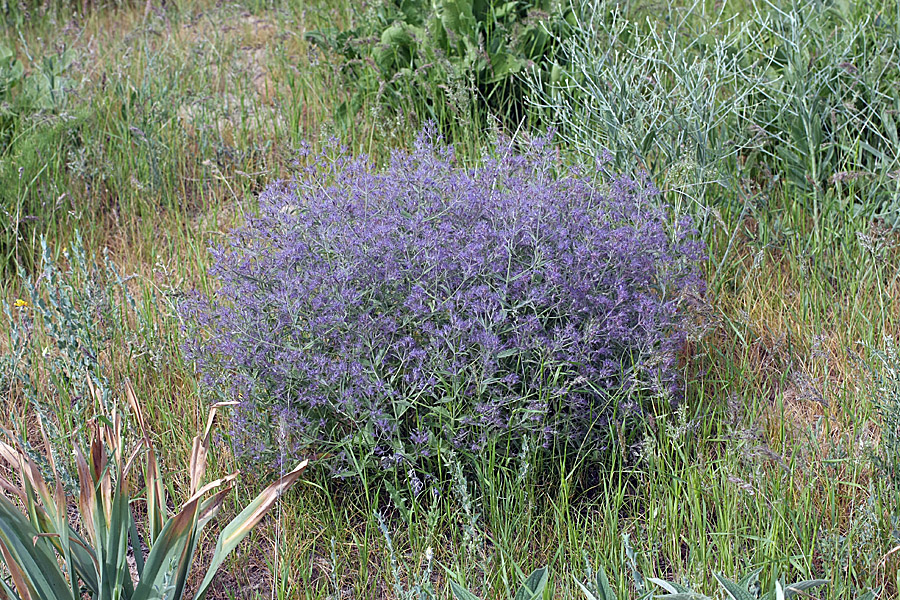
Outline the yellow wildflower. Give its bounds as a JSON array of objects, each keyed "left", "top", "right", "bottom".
[{"left": 14, "top": 298, "right": 29, "bottom": 308}]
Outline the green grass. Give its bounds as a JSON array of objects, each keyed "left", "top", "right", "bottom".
[{"left": 1, "top": 0, "right": 899, "bottom": 599}]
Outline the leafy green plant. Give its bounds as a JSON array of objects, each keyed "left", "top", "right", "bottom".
[
  {"left": 649, "top": 569, "right": 828, "bottom": 600},
  {"left": 306, "top": 0, "right": 570, "bottom": 132},
  {"left": 19, "top": 48, "right": 74, "bottom": 112},
  {"left": 0, "top": 379, "right": 308, "bottom": 600},
  {"left": 449, "top": 566, "right": 548, "bottom": 600},
  {"left": 0, "top": 42, "right": 73, "bottom": 145}
]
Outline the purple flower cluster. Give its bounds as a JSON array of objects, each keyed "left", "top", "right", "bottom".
[{"left": 182, "top": 130, "right": 705, "bottom": 474}]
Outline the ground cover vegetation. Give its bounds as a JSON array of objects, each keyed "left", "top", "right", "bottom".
[{"left": 0, "top": 0, "right": 899, "bottom": 598}]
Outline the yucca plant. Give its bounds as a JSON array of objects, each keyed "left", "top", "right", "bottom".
[{"left": 0, "top": 379, "right": 308, "bottom": 600}]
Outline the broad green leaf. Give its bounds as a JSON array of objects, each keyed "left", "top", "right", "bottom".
[
  {"left": 0, "top": 496, "right": 74, "bottom": 600},
  {"left": 513, "top": 566, "right": 548, "bottom": 600},
  {"left": 649, "top": 578, "right": 692, "bottom": 594},
  {"left": 715, "top": 573, "right": 756, "bottom": 600},
  {"left": 737, "top": 568, "right": 762, "bottom": 593},
  {"left": 595, "top": 565, "right": 617, "bottom": 600},
  {"left": 449, "top": 580, "right": 481, "bottom": 600},
  {"left": 783, "top": 579, "right": 827, "bottom": 599}
]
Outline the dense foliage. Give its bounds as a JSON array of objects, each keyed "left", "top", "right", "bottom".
[
  {"left": 306, "top": 0, "right": 571, "bottom": 132},
  {"left": 535, "top": 0, "right": 900, "bottom": 220},
  {"left": 183, "top": 131, "right": 705, "bottom": 475}
]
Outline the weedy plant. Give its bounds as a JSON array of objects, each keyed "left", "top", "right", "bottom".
[
  {"left": 305, "top": 0, "right": 571, "bottom": 135},
  {"left": 182, "top": 129, "right": 705, "bottom": 477},
  {"left": 0, "top": 379, "right": 308, "bottom": 600}
]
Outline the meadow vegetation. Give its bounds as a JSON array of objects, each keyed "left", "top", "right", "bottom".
[{"left": 1, "top": 0, "right": 899, "bottom": 598}]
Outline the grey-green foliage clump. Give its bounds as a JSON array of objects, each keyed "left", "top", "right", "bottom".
[
  {"left": 868, "top": 337, "right": 900, "bottom": 490},
  {"left": 2, "top": 233, "right": 156, "bottom": 487},
  {"left": 864, "top": 336, "right": 900, "bottom": 558},
  {"left": 532, "top": 0, "right": 900, "bottom": 223}
]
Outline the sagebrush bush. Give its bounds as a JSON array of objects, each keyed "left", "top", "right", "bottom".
[{"left": 183, "top": 130, "right": 705, "bottom": 475}]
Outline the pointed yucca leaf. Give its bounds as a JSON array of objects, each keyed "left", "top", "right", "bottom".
[
  {"left": 16, "top": 453, "right": 53, "bottom": 518},
  {"left": 0, "top": 497, "right": 74, "bottom": 600},
  {"left": 196, "top": 486, "right": 233, "bottom": 531},
  {"left": 121, "top": 445, "right": 143, "bottom": 481},
  {"left": 211, "top": 401, "right": 241, "bottom": 409},
  {"left": 130, "top": 494, "right": 204, "bottom": 600},
  {"left": 89, "top": 422, "right": 112, "bottom": 525},
  {"left": 74, "top": 444, "right": 97, "bottom": 546},
  {"left": 189, "top": 407, "right": 221, "bottom": 497},
  {"left": 513, "top": 566, "right": 548, "bottom": 600},
  {"left": 656, "top": 594, "right": 713, "bottom": 600},
  {"left": 4, "top": 478, "right": 98, "bottom": 595},
  {"left": 783, "top": 579, "right": 827, "bottom": 598},
  {"left": 715, "top": 573, "right": 756, "bottom": 600},
  {"left": 188, "top": 435, "right": 206, "bottom": 497},
  {"left": 35, "top": 414, "right": 80, "bottom": 600},
  {"left": 96, "top": 476, "right": 133, "bottom": 600},
  {"left": 0, "top": 474, "right": 25, "bottom": 503},
  {"left": 0, "top": 539, "right": 32, "bottom": 600},
  {"left": 125, "top": 380, "right": 149, "bottom": 440},
  {"left": 168, "top": 461, "right": 234, "bottom": 600},
  {"left": 648, "top": 578, "right": 693, "bottom": 594},
  {"left": 775, "top": 580, "right": 784, "bottom": 600},
  {"left": 0, "top": 439, "right": 19, "bottom": 469},
  {"left": 111, "top": 411, "right": 123, "bottom": 467},
  {"left": 126, "top": 381, "right": 166, "bottom": 543},
  {"left": 193, "top": 460, "right": 308, "bottom": 600},
  {"left": 0, "top": 574, "right": 23, "bottom": 600},
  {"left": 128, "top": 509, "right": 145, "bottom": 579},
  {"left": 171, "top": 517, "right": 203, "bottom": 600},
  {"left": 144, "top": 447, "right": 166, "bottom": 544},
  {"left": 44, "top": 528, "right": 99, "bottom": 596},
  {"left": 32, "top": 530, "right": 95, "bottom": 557},
  {"left": 595, "top": 565, "right": 617, "bottom": 600},
  {"left": 180, "top": 473, "right": 238, "bottom": 511},
  {"left": 449, "top": 580, "right": 481, "bottom": 600}
]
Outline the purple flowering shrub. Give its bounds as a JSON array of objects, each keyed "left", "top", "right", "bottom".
[{"left": 182, "top": 131, "right": 705, "bottom": 475}]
